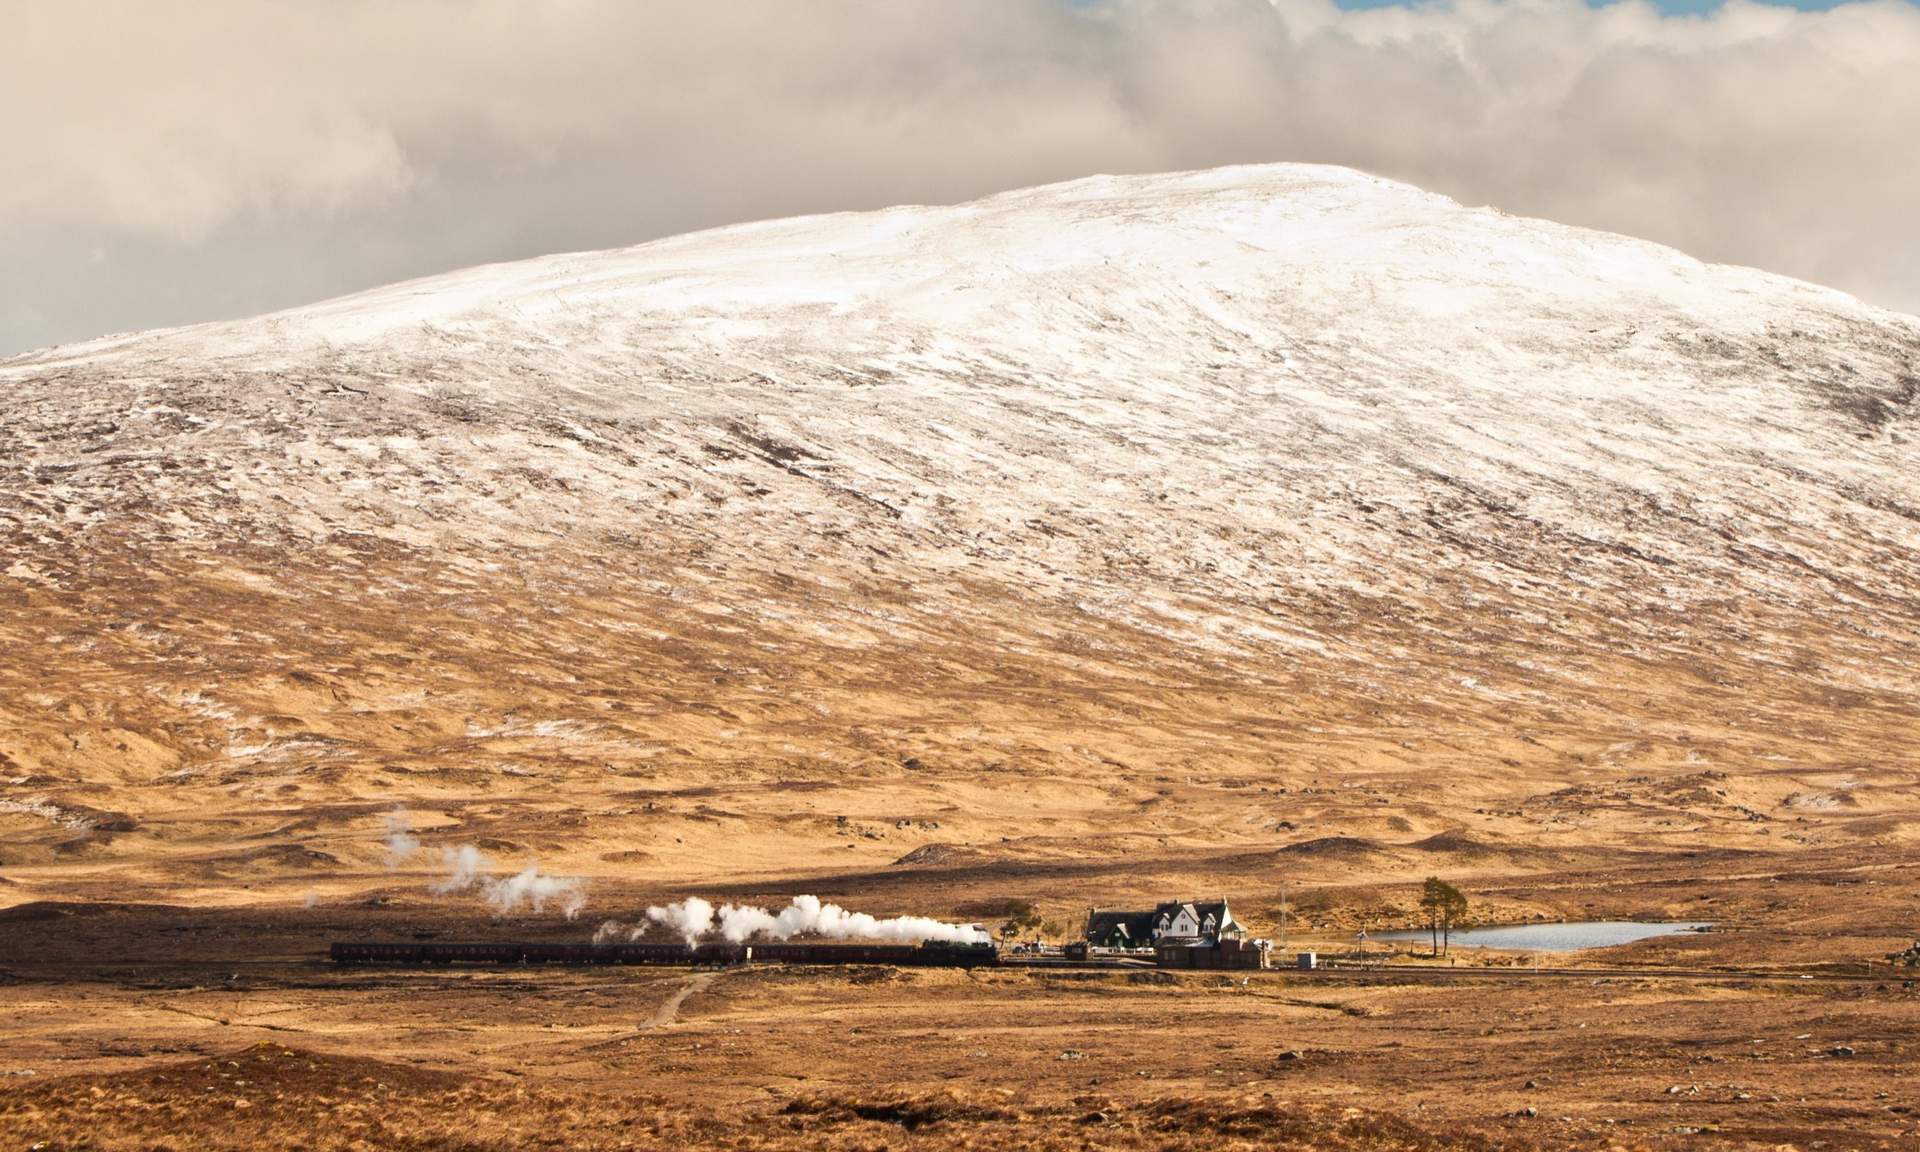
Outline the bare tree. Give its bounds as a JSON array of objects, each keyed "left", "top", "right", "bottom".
[{"left": 1420, "top": 877, "right": 1469, "bottom": 956}]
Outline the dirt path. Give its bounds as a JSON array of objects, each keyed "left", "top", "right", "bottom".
[
  {"left": 569, "top": 971, "right": 719, "bottom": 1057},
  {"left": 644, "top": 971, "right": 715, "bottom": 1029}
]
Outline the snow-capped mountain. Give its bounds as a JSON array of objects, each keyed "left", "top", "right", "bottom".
[{"left": 2, "top": 164, "right": 1916, "bottom": 853}]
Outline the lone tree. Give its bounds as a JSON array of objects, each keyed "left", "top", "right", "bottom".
[{"left": 1419, "top": 877, "right": 1469, "bottom": 956}]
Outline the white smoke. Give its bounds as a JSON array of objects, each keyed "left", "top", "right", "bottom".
[
  {"left": 484, "top": 862, "right": 588, "bottom": 920},
  {"left": 645, "top": 896, "right": 717, "bottom": 945},
  {"left": 644, "top": 894, "right": 988, "bottom": 946},
  {"left": 431, "top": 843, "right": 491, "bottom": 894},
  {"left": 383, "top": 808, "right": 420, "bottom": 863},
  {"left": 378, "top": 819, "right": 585, "bottom": 920},
  {"left": 431, "top": 846, "right": 586, "bottom": 919},
  {"left": 593, "top": 919, "right": 661, "bottom": 944}
]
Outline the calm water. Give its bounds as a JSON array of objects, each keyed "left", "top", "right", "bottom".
[{"left": 1370, "top": 921, "right": 1711, "bottom": 952}]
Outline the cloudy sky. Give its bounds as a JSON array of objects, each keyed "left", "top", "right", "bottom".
[{"left": 4, "top": 0, "right": 1918, "bottom": 355}]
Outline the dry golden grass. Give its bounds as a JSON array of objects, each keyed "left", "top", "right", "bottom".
[
  {"left": 3, "top": 956, "right": 1916, "bottom": 1151},
  {"left": 5, "top": 543, "right": 1915, "bottom": 930},
  {"left": 4, "top": 530, "right": 1917, "bottom": 1152},
  {"left": 0, "top": 1041, "right": 1520, "bottom": 1152}
]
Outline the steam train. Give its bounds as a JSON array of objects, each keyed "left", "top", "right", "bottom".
[{"left": 329, "top": 938, "right": 1000, "bottom": 968}]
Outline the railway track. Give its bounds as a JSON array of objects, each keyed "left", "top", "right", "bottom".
[{"left": 2, "top": 954, "right": 1902, "bottom": 987}]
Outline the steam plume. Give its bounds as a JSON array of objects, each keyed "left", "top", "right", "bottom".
[
  {"left": 430, "top": 844, "right": 587, "bottom": 919},
  {"left": 645, "top": 897, "right": 716, "bottom": 944},
  {"left": 383, "top": 808, "right": 421, "bottom": 863},
  {"left": 644, "top": 894, "right": 987, "bottom": 946},
  {"left": 380, "top": 808, "right": 586, "bottom": 919},
  {"left": 432, "top": 844, "right": 489, "bottom": 894},
  {"left": 484, "top": 862, "right": 588, "bottom": 919}
]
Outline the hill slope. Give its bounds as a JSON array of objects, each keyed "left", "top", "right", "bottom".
[{"left": 2, "top": 164, "right": 1916, "bottom": 912}]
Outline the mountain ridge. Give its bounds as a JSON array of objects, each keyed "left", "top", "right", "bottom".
[{"left": 11, "top": 163, "right": 1916, "bottom": 368}]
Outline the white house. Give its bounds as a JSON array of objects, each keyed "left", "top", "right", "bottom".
[{"left": 1084, "top": 897, "right": 1244, "bottom": 949}]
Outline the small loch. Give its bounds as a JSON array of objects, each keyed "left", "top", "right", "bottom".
[{"left": 1371, "top": 921, "right": 1712, "bottom": 952}]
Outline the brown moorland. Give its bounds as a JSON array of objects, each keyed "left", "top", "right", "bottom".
[{"left": 3, "top": 167, "right": 1918, "bottom": 1148}]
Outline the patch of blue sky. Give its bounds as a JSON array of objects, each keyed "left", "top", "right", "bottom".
[{"left": 1332, "top": 0, "right": 1897, "bottom": 10}]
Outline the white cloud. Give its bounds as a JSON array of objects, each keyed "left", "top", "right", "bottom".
[{"left": 3, "top": 0, "right": 1917, "bottom": 353}]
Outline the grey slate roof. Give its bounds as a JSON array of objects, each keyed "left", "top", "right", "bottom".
[{"left": 1084, "top": 908, "right": 1159, "bottom": 947}]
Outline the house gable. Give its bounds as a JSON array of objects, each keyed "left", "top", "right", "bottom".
[{"left": 1153, "top": 898, "right": 1242, "bottom": 941}]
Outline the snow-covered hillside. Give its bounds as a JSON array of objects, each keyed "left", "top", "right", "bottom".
[{"left": 3, "top": 164, "right": 1918, "bottom": 767}]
